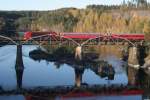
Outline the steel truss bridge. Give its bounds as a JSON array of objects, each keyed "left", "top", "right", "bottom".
[{"left": 0, "top": 32, "right": 145, "bottom": 47}]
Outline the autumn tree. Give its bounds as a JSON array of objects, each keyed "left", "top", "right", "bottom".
[
  {"left": 0, "top": 17, "right": 5, "bottom": 31},
  {"left": 15, "top": 17, "right": 32, "bottom": 31},
  {"left": 143, "top": 20, "right": 150, "bottom": 41}
]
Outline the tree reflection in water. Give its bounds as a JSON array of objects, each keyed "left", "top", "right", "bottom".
[
  {"left": 28, "top": 48, "right": 150, "bottom": 89},
  {"left": 1, "top": 47, "right": 149, "bottom": 99},
  {"left": 29, "top": 48, "right": 116, "bottom": 87}
]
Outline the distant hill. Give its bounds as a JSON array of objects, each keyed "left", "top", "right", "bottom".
[{"left": 1, "top": 4, "right": 150, "bottom": 36}]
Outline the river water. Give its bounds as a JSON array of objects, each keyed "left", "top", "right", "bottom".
[{"left": 0, "top": 45, "right": 149, "bottom": 100}]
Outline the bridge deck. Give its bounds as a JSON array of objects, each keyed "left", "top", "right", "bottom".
[
  {"left": 23, "top": 32, "right": 145, "bottom": 41},
  {"left": 63, "top": 33, "right": 144, "bottom": 40}
]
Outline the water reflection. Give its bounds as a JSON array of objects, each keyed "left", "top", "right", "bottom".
[
  {"left": 128, "top": 66, "right": 150, "bottom": 89},
  {"left": 0, "top": 95, "right": 25, "bottom": 100},
  {"left": 16, "top": 68, "right": 24, "bottom": 89},
  {"left": 127, "top": 67, "right": 150, "bottom": 99},
  {"left": 74, "top": 66, "right": 84, "bottom": 87},
  {"left": 0, "top": 45, "right": 16, "bottom": 90},
  {"left": 28, "top": 46, "right": 128, "bottom": 87},
  {"left": 0, "top": 45, "right": 149, "bottom": 99},
  {"left": 0, "top": 95, "right": 143, "bottom": 100},
  {"left": 0, "top": 45, "right": 128, "bottom": 90}
]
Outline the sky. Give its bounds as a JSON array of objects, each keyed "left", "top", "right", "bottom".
[{"left": 0, "top": 0, "right": 149, "bottom": 11}]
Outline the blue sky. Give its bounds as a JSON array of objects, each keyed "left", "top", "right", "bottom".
[{"left": 0, "top": 0, "right": 149, "bottom": 11}]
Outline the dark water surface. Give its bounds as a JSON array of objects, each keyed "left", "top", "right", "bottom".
[{"left": 0, "top": 45, "right": 149, "bottom": 100}]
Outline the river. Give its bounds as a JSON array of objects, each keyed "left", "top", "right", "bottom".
[{"left": 0, "top": 45, "right": 149, "bottom": 100}]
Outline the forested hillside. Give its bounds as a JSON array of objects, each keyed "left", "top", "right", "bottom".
[{"left": 0, "top": 0, "right": 150, "bottom": 36}]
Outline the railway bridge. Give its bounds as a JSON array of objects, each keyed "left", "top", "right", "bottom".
[
  {"left": 0, "top": 32, "right": 149, "bottom": 99},
  {"left": 0, "top": 32, "right": 146, "bottom": 68}
]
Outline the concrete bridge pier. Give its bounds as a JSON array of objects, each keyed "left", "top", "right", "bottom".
[
  {"left": 75, "top": 46, "right": 82, "bottom": 60},
  {"left": 128, "top": 46, "right": 139, "bottom": 69},
  {"left": 15, "top": 44, "right": 24, "bottom": 90},
  {"left": 138, "top": 44, "right": 146, "bottom": 66}
]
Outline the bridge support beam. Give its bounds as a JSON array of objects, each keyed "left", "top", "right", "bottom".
[
  {"left": 75, "top": 46, "right": 82, "bottom": 60},
  {"left": 128, "top": 47, "right": 139, "bottom": 69}
]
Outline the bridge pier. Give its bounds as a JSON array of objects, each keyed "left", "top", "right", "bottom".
[
  {"left": 15, "top": 44, "right": 24, "bottom": 90},
  {"left": 128, "top": 46, "right": 139, "bottom": 69},
  {"left": 75, "top": 46, "right": 82, "bottom": 60},
  {"left": 138, "top": 44, "right": 146, "bottom": 66}
]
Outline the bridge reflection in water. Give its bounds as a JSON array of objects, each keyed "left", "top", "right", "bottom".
[
  {"left": 15, "top": 45, "right": 117, "bottom": 89},
  {"left": 0, "top": 45, "right": 149, "bottom": 100},
  {"left": 15, "top": 45, "right": 24, "bottom": 90},
  {"left": 13, "top": 45, "right": 149, "bottom": 98}
]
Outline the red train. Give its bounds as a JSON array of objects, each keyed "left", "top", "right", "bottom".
[
  {"left": 23, "top": 31, "right": 57, "bottom": 40},
  {"left": 23, "top": 31, "right": 145, "bottom": 41}
]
